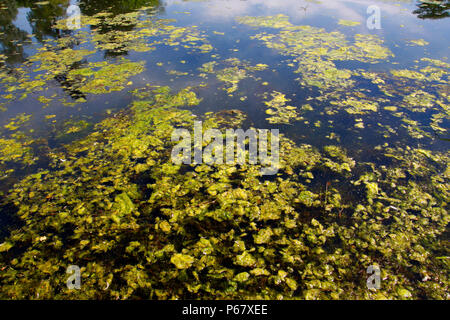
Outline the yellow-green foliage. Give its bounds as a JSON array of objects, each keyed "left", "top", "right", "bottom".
[{"left": 0, "top": 86, "right": 448, "bottom": 300}]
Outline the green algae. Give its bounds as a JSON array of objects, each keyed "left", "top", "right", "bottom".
[
  {"left": 200, "top": 58, "right": 268, "bottom": 95},
  {"left": 264, "top": 91, "right": 301, "bottom": 124},
  {"left": 0, "top": 7, "right": 215, "bottom": 112},
  {"left": 407, "top": 39, "right": 429, "bottom": 46},
  {"left": 0, "top": 9, "right": 448, "bottom": 302},
  {"left": 198, "top": 61, "right": 217, "bottom": 74},
  {"left": 4, "top": 113, "right": 31, "bottom": 131},
  {"left": 338, "top": 20, "right": 361, "bottom": 27},
  {"left": 391, "top": 69, "right": 427, "bottom": 81},
  {"left": 0, "top": 138, "right": 34, "bottom": 166},
  {"left": 332, "top": 96, "right": 379, "bottom": 115},
  {"left": 0, "top": 96, "right": 448, "bottom": 299},
  {"left": 236, "top": 14, "right": 293, "bottom": 29},
  {"left": 0, "top": 113, "right": 39, "bottom": 177},
  {"left": 87, "top": 16, "right": 213, "bottom": 55},
  {"left": 30, "top": 48, "right": 96, "bottom": 76},
  {"left": 237, "top": 16, "right": 392, "bottom": 91},
  {"left": 171, "top": 254, "right": 195, "bottom": 269},
  {"left": 0, "top": 47, "right": 143, "bottom": 108},
  {"left": 204, "top": 109, "right": 247, "bottom": 129},
  {"left": 67, "top": 59, "right": 145, "bottom": 94},
  {"left": 235, "top": 14, "right": 448, "bottom": 147},
  {"left": 0, "top": 84, "right": 446, "bottom": 299},
  {"left": 216, "top": 67, "right": 247, "bottom": 94},
  {"left": 402, "top": 90, "right": 436, "bottom": 112}
]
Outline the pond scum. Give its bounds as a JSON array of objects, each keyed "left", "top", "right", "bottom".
[{"left": 0, "top": 10, "right": 448, "bottom": 299}]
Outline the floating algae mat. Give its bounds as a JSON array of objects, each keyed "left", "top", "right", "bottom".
[{"left": 0, "top": 0, "right": 449, "bottom": 300}]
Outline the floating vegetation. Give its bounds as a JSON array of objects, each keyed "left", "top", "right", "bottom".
[
  {"left": 200, "top": 58, "right": 268, "bottom": 95},
  {"left": 237, "top": 14, "right": 449, "bottom": 144},
  {"left": 0, "top": 85, "right": 447, "bottom": 299},
  {"left": 0, "top": 3, "right": 448, "bottom": 301},
  {"left": 407, "top": 39, "right": 429, "bottom": 46},
  {"left": 0, "top": 7, "right": 215, "bottom": 112},
  {"left": 402, "top": 90, "right": 436, "bottom": 112},
  {"left": 332, "top": 96, "right": 379, "bottom": 115},
  {"left": 66, "top": 59, "right": 145, "bottom": 94},
  {"left": 216, "top": 67, "right": 247, "bottom": 94},
  {"left": 237, "top": 15, "right": 393, "bottom": 91},
  {"left": 204, "top": 109, "right": 247, "bottom": 129},
  {"left": 391, "top": 69, "right": 427, "bottom": 81},
  {"left": 338, "top": 20, "right": 361, "bottom": 27},
  {"left": 236, "top": 14, "right": 293, "bottom": 29},
  {"left": 4, "top": 114, "right": 31, "bottom": 131},
  {"left": 66, "top": 11, "right": 216, "bottom": 54},
  {"left": 53, "top": 119, "right": 93, "bottom": 144},
  {"left": 0, "top": 138, "right": 34, "bottom": 167}
]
